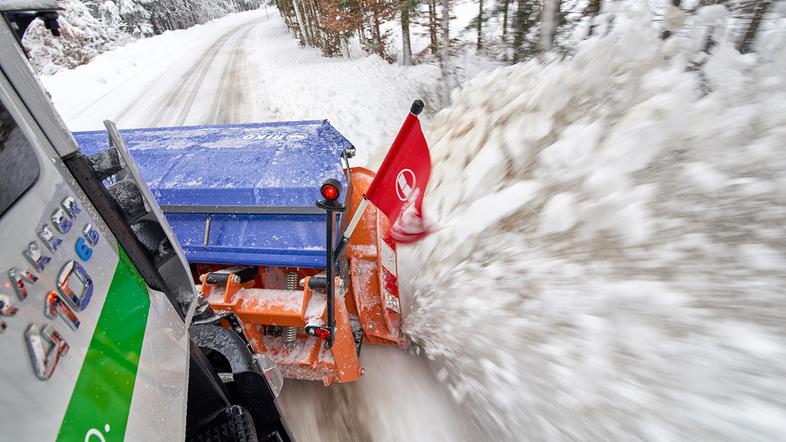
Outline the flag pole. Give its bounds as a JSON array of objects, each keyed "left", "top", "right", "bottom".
[
  {"left": 334, "top": 99, "right": 424, "bottom": 257},
  {"left": 334, "top": 196, "right": 368, "bottom": 256}
]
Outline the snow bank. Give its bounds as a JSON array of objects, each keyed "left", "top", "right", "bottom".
[
  {"left": 245, "top": 19, "right": 440, "bottom": 166},
  {"left": 402, "top": 4, "right": 786, "bottom": 440}
]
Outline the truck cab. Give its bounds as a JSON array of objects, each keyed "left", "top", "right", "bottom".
[{"left": 0, "top": 4, "right": 291, "bottom": 440}]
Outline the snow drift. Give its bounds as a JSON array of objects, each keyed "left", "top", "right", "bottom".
[{"left": 402, "top": 4, "right": 786, "bottom": 440}]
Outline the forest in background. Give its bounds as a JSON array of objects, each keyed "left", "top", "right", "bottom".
[
  {"left": 274, "top": 0, "right": 779, "bottom": 62},
  {"left": 22, "top": 0, "right": 782, "bottom": 79},
  {"left": 272, "top": 0, "right": 781, "bottom": 105}
]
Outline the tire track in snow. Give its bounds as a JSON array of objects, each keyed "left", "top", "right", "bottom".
[
  {"left": 142, "top": 24, "right": 239, "bottom": 126},
  {"left": 64, "top": 28, "right": 223, "bottom": 124},
  {"left": 205, "top": 24, "right": 255, "bottom": 125},
  {"left": 132, "top": 19, "right": 260, "bottom": 127},
  {"left": 115, "top": 29, "right": 234, "bottom": 126},
  {"left": 109, "top": 19, "right": 258, "bottom": 126}
]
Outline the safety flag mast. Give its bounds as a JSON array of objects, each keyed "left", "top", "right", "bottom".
[{"left": 335, "top": 99, "right": 432, "bottom": 256}]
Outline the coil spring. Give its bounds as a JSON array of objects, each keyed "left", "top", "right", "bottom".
[
  {"left": 286, "top": 272, "right": 298, "bottom": 291},
  {"left": 283, "top": 272, "right": 299, "bottom": 350},
  {"left": 282, "top": 326, "right": 297, "bottom": 351}
]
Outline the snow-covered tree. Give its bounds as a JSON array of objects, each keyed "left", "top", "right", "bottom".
[
  {"left": 23, "top": 0, "right": 263, "bottom": 74},
  {"left": 24, "top": 0, "right": 129, "bottom": 75}
]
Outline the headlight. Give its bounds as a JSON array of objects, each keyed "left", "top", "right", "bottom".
[{"left": 253, "top": 354, "right": 283, "bottom": 398}]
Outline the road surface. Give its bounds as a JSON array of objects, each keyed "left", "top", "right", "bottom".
[
  {"left": 47, "top": 11, "right": 482, "bottom": 442},
  {"left": 62, "top": 17, "right": 267, "bottom": 129}
]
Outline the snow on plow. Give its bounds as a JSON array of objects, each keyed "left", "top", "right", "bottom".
[{"left": 73, "top": 120, "right": 406, "bottom": 385}]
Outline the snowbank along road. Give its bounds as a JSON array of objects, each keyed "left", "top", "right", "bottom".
[{"left": 42, "top": 10, "right": 479, "bottom": 442}]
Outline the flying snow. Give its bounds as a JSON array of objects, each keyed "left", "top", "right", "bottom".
[{"left": 401, "top": 4, "right": 786, "bottom": 440}]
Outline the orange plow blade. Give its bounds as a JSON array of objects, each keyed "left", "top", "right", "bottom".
[{"left": 345, "top": 167, "right": 405, "bottom": 347}]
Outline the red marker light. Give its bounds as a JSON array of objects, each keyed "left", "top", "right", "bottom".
[
  {"left": 321, "top": 184, "right": 339, "bottom": 201},
  {"left": 315, "top": 328, "right": 331, "bottom": 340},
  {"left": 320, "top": 178, "right": 342, "bottom": 201}
]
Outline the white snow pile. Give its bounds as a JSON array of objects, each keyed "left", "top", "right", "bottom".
[
  {"left": 243, "top": 19, "right": 441, "bottom": 167},
  {"left": 402, "top": 4, "right": 786, "bottom": 440}
]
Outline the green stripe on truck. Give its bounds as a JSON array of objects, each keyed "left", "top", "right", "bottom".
[{"left": 57, "top": 247, "right": 151, "bottom": 441}]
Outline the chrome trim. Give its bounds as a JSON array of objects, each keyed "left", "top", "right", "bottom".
[
  {"left": 160, "top": 204, "right": 324, "bottom": 215},
  {"left": 22, "top": 241, "right": 49, "bottom": 272},
  {"left": 8, "top": 268, "right": 37, "bottom": 300},
  {"left": 24, "top": 323, "right": 69, "bottom": 380},
  {"left": 37, "top": 224, "right": 62, "bottom": 252},
  {"left": 44, "top": 290, "right": 80, "bottom": 330},
  {"left": 56, "top": 260, "right": 93, "bottom": 311},
  {"left": 50, "top": 207, "right": 72, "bottom": 233},
  {"left": 61, "top": 195, "right": 80, "bottom": 218},
  {"left": 82, "top": 223, "right": 99, "bottom": 246}
]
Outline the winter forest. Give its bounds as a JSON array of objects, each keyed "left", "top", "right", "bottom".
[
  {"left": 272, "top": 0, "right": 776, "bottom": 64},
  {"left": 25, "top": 0, "right": 779, "bottom": 80}
]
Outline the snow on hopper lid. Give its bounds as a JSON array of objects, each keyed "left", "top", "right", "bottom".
[{"left": 72, "top": 121, "right": 353, "bottom": 268}]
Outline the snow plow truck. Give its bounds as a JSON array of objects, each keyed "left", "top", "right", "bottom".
[{"left": 0, "top": 3, "right": 405, "bottom": 441}]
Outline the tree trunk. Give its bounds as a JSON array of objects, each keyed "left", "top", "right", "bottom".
[
  {"left": 539, "top": 0, "right": 559, "bottom": 52},
  {"left": 584, "top": 0, "right": 601, "bottom": 36},
  {"left": 308, "top": 0, "right": 323, "bottom": 49},
  {"left": 292, "top": 0, "right": 308, "bottom": 46},
  {"left": 304, "top": 0, "right": 319, "bottom": 47},
  {"left": 512, "top": 0, "right": 530, "bottom": 63},
  {"left": 502, "top": 0, "right": 510, "bottom": 42},
  {"left": 401, "top": 0, "right": 412, "bottom": 65},
  {"left": 476, "top": 0, "right": 483, "bottom": 51},
  {"left": 278, "top": 0, "right": 291, "bottom": 28},
  {"left": 440, "top": 0, "right": 450, "bottom": 105},
  {"left": 428, "top": 0, "right": 438, "bottom": 54},
  {"left": 737, "top": 0, "right": 771, "bottom": 54},
  {"left": 340, "top": 32, "right": 350, "bottom": 58},
  {"left": 373, "top": 8, "right": 382, "bottom": 58}
]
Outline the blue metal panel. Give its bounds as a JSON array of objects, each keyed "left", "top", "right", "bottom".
[{"left": 73, "top": 121, "right": 353, "bottom": 268}]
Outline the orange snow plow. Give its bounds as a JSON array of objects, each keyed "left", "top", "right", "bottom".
[
  {"left": 73, "top": 116, "right": 422, "bottom": 386},
  {"left": 196, "top": 167, "right": 403, "bottom": 385}
]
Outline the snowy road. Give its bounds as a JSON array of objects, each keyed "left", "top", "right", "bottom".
[
  {"left": 63, "top": 17, "right": 263, "bottom": 128},
  {"left": 130, "top": 19, "right": 259, "bottom": 127},
  {"left": 43, "top": 10, "right": 478, "bottom": 442},
  {"left": 279, "top": 347, "right": 482, "bottom": 442}
]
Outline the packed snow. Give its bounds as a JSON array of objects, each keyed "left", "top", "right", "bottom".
[{"left": 401, "top": 3, "right": 786, "bottom": 440}]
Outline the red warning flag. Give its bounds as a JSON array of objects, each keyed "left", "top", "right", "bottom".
[{"left": 365, "top": 100, "right": 431, "bottom": 243}]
